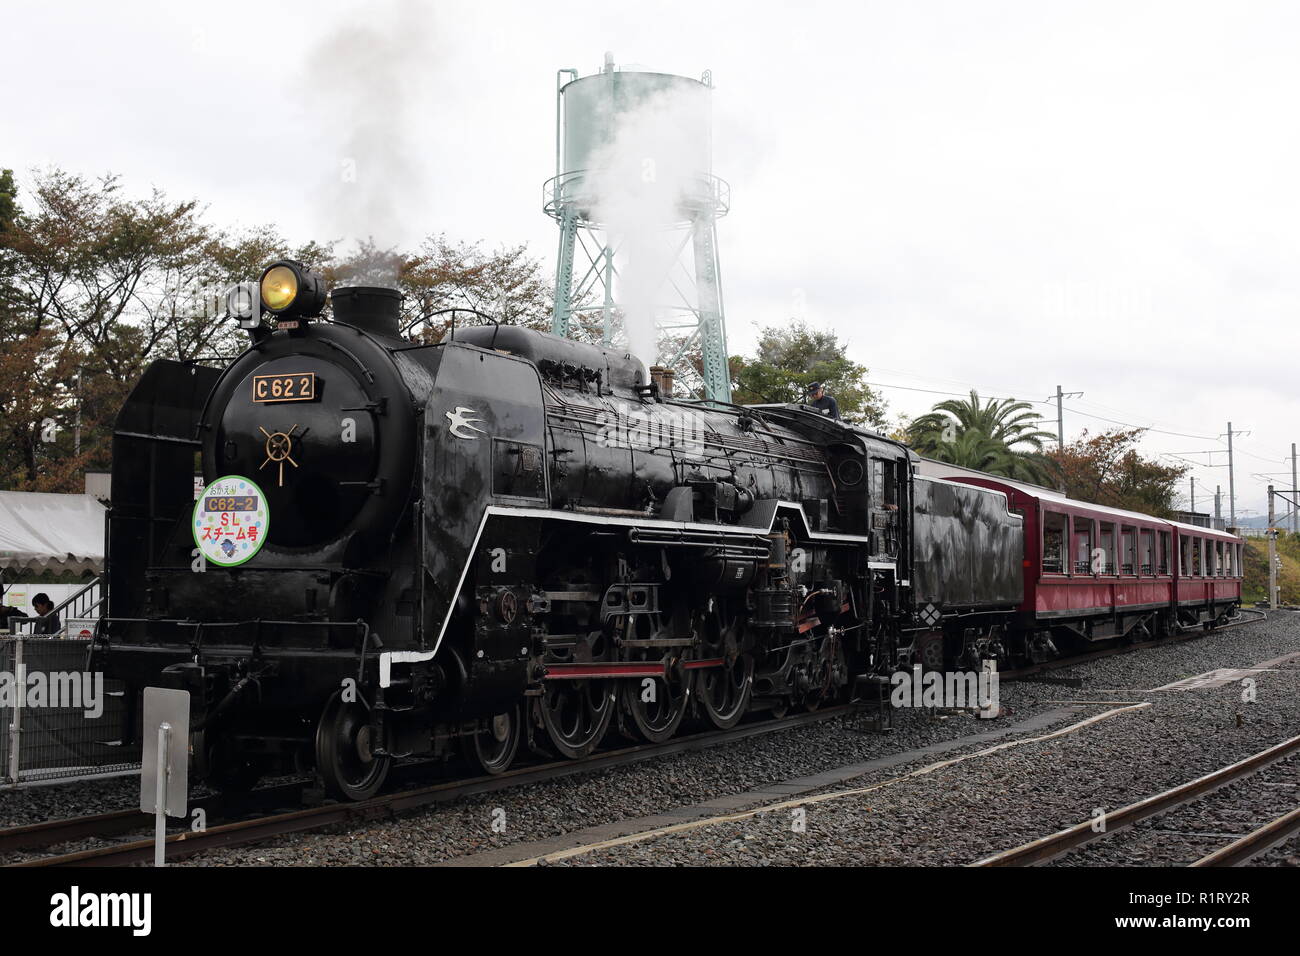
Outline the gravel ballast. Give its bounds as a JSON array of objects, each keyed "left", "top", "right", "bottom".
[
  {"left": 563, "top": 615, "right": 1300, "bottom": 866},
  {"left": 3, "top": 611, "right": 1296, "bottom": 867},
  {"left": 184, "top": 611, "right": 1300, "bottom": 866}
]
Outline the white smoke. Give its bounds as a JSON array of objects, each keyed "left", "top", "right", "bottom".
[
  {"left": 300, "top": 0, "right": 434, "bottom": 287},
  {"left": 586, "top": 80, "right": 711, "bottom": 370}
]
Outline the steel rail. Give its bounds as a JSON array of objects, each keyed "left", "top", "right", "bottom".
[
  {"left": 11, "top": 707, "right": 851, "bottom": 868},
  {"left": 0, "top": 809, "right": 142, "bottom": 855},
  {"left": 971, "top": 732, "right": 1300, "bottom": 866},
  {"left": 1191, "top": 804, "right": 1300, "bottom": 867},
  {"left": 8, "top": 612, "right": 1261, "bottom": 865},
  {"left": 0, "top": 783, "right": 307, "bottom": 858}
]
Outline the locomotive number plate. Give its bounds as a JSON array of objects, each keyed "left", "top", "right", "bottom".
[{"left": 253, "top": 372, "right": 315, "bottom": 403}]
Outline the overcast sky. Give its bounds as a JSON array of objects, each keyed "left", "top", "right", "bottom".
[{"left": 6, "top": 0, "right": 1299, "bottom": 518}]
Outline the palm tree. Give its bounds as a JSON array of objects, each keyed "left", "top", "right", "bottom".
[{"left": 907, "top": 391, "right": 1058, "bottom": 486}]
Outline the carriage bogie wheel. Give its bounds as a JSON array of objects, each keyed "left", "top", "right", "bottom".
[
  {"left": 473, "top": 705, "right": 522, "bottom": 775},
  {"left": 314, "top": 692, "right": 391, "bottom": 802}
]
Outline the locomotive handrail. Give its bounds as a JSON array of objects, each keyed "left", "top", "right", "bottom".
[
  {"left": 692, "top": 397, "right": 772, "bottom": 424},
  {"left": 402, "top": 307, "right": 502, "bottom": 348}
]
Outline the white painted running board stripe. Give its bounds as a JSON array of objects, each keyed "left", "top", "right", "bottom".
[
  {"left": 379, "top": 650, "right": 437, "bottom": 688},
  {"left": 431, "top": 502, "right": 888, "bottom": 656}
]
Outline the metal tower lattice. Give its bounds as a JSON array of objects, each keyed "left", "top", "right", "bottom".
[{"left": 544, "top": 57, "right": 732, "bottom": 401}]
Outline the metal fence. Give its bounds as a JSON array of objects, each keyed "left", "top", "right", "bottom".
[
  {"left": 0, "top": 635, "right": 140, "bottom": 787},
  {"left": 7, "top": 577, "right": 102, "bottom": 637}
]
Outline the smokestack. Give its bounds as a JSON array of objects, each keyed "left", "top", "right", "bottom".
[
  {"left": 331, "top": 286, "right": 402, "bottom": 338},
  {"left": 649, "top": 365, "right": 675, "bottom": 397}
]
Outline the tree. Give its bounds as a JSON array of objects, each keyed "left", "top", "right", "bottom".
[
  {"left": 905, "top": 390, "right": 1057, "bottom": 485},
  {"left": 729, "top": 320, "right": 887, "bottom": 427},
  {"left": 0, "top": 170, "right": 89, "bottom": 490},
  {"left": 1048, "top": 428, "right": 1187, "bottom": 516},
  {"left": 0, "top": 169, "right": 16, "bottom": 233},
  {"left": 908, "top": 390, "right": 1054, "bottom": 452},
  {"left": 0, "top": 169, "right": 225, "bottom": 484},
  {"left": 0, "top": 166, "right": 556, "bottom": 493},
  {"left": 6, "top": 170, "right": 211, "bottom": 370},
  {"left": 395, "top": 235, "right": 552, "bottom": 343}
]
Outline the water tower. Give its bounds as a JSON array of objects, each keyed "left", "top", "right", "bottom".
[{"left": 544, "top": 53, "right": 732, "bottom": 401}]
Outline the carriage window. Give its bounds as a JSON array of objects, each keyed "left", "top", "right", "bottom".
[
  {"left": 1158, "top": 531, "right": 1171, "bottom": 575},
  {"left": 1099, "top": 522, "right": 1116, "bottom": 575},
  {"left": 1139, "top": 529, "right": 1155, "bottom": 575},
  {"left": 1043, "top": 511, "right": 1067, "bottom": 574},
  {"left": 1120, "top": 525, "right": 1137, "bottom": 575},
  {"left": 1236, "top": 543, "right": 1243, "bottom": 577},
  {"left": 1192, "top": 538, "right": 1204, "bottom": 576},
  {"left": 1073, "top": 518, "right": 1094, "bottom": 574},
  {"left": 1214, "top": 540, "right": 1225, "bottom": 576}
]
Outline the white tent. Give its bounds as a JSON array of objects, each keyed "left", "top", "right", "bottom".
[{"left": 0, "top": 491, "right": 106, "bottom": 575}]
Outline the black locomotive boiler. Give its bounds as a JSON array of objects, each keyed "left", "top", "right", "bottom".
[{"left": 95, "top": 261, "right": 1026, "bottom": 799}]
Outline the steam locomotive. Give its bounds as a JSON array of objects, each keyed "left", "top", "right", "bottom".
[{"left": 94, "top": 261, "right": 1241, "bottom": 800}]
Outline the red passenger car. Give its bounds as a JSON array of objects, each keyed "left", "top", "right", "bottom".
[{"left": 948, "top": 477, "right": 1241, "bottom": 646}]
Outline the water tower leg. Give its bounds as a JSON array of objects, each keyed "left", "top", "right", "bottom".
[
  {"left": 692, "top": 219, "right": 731, "bottom": 402},
  {"left": 601, "top": 247, "right": 615, "bottom": 345},
  {"left": 552, "top": 207, "right": 578, "bottom": 337}
]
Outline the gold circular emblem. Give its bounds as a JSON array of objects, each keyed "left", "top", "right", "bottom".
[{"left": 258, "top": 424, "right": 299, "bottom": 487}]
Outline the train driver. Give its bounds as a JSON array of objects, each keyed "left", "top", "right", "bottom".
[{"left": 806, "top": 382, "right": 841, "bottom": 420}]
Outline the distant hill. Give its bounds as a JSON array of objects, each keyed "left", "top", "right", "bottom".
[
  {"left": 1243, "top": 535, "right": 1300, "bottom": 603},
  {"left": 1234, "top": 514, "right": 1272, "bottom": 529}
]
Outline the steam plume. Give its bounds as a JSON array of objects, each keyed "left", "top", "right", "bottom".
[
  {"left": 301, "top": 0, "right": 433, "bottom": 287},
  {"left": 587, "top": 79, "right": 710, "bottom": 369}
]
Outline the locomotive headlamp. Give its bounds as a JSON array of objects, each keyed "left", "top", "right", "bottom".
[
  {"left": 261, "top": 265, "right": 298, "bottom": 311},
  {"left": 258, "top": 260, "right": 327, "bottom": 318}
]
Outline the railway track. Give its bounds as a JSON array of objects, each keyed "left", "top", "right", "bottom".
[
  {"left": 1192, "top": 803, "right": 1300, "bottom": 866},
  {"left": 3, "top": 707, "right": 851, "bottom": 867},
  {"left": 0, "top": 782, "right": 307, "bottom": 858},
  {"left": 972, "top": 732, "right": 1300, "bottom": 867},
  {"left": 3, "top": 610, "right": 1272, "bottom": 867}
]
